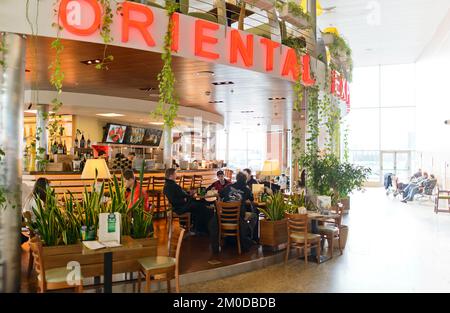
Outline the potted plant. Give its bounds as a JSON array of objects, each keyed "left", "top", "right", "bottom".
[
  {"left": 286, "top": 190, "right": 307, "bottom": 214},
  {"left": 130, "top": 197, "right": 154, "bottom": 240},
  {"left": 76, "top": 181, "right": 106, "bottom": 241},
  {"left": 279, "top": 1, "right": 311, "bottom": 29},
  {"left": 259, "top": 192, "right": 288, "bottom": 250},
  {"left": 107, "top": 175, "right": 132, "bottom": 236}
]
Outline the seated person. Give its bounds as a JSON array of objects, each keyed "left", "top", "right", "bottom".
[
  {"left": 22, "top": 178, "right": 50, "bottom": 244},
  {"left": 243, "top": 168, "right": 258, "bottom": 190},
  {"left": 123, "top": 169, "right": 150, "bottom": 211},
  {"left": 206, "top": 170, "right": 231, "bottom": 194},
  {"left": 401, "top": 172, "right": 430, "bottom": 203},
  {"left": 163, "top": 168, "right": 212, "bottom": 234},
  {"left": 219, "top": 172, "right": 259, "bottom": 249},
  {"left": 278, "top": 173, "right": 288, "bottom": 192}
]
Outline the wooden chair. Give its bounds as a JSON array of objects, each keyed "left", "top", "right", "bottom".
[
  {"left": 147, "top": 176, "right": 168, "bottom": 219},
  {"left": 167, "top": 203, "right": 192, "bottom": 234},
  {"left": 22, "top": 211, "right": 34, "bottom": 278},
  {"left": 216, "top": 201, "right": 242, "bottom": 255},
  {"left": 285, "top": 213, "right": 321, "bottom": 264},
  {"left": 317, "top": 204, "right": 344, "bottom": 258},
  {"left": 223, "top": 169, "right": 233, "bottom": 181},
  {"left": 137, "top": 227, "right": 185, "bottom": 293},
  {"left": 29, "top": 236, "right": 84, "bottom": 293},
  {"left": 180, "top": 175, "right": 194, "bottom": 191},
  {"left": 192, "top": 175, "right": 203, "bottom": 189}
]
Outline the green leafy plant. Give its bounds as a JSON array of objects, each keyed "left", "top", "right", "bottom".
[
  {"left": 77, "top": 181, "right": 106, "bottom": 232},
  {"left": 96, "top": 0, "right": 114, "bottom": 70},
  {"left": 152, "top": 0, "right": 179, "bottom": 129},
  {"left": 107, "top": 175, "right": 132, "bottom": 236},
  {"left": 62, "top": 194, "right": 81, "bottom": 245},
  {"left": 325, "top": 32, "right": 353, "bottom": 82},
  {"left": 131, "top": 198, "right": 153, "bottom": 239},
  {"left": 286, "top": 1, "right": 311, "bottom": 24},
  {"left": 286, "top": 191, "right": 306, "bottom": 214},
  {"left": 0, "top": 33, "right": 6, "bottom": 69},
  {"left": 259, "top": 192, "right": 287, "bottom": 221},
  {"left": 31, "top": 187, "right": 64, "bottom": 246}
]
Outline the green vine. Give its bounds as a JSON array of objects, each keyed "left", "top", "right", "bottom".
[
  {"left": 0, "top": 33, "right": 6, "bottom": 69},
  {"left": 152, "top": 1, "right": 179, "bottom": 129},
  {"left": 343, "top": 123, "right": 349, "bottom": 162},
  {"left": 97, "top": 0, "right": 114, "bottom": 70},
  {"left": 326, "top": 32, "right": 353, "bottom": 82}
]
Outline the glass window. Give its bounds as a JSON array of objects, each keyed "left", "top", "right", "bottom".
[
  {"left": 380, "top": 107, "right": 415, "bottom": 150},
  {"left": 347, "top": 108, "right": 380, "bottom": 150},
  {"left": 350, "top": 66, "right": 380, "bottom": 108},
  {"left": 380, "top": 64, "right": 415, "bottom": 107},
  {"left": 349, "top": 150, "right": 380, "bottom": 182}
]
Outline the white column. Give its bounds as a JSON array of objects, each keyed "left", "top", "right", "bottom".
[
  {"left": 36, "top": 103, "right": 49, "bottom": 155},
  {"left": 0, "top": 33, "right": 26, "bottom": 292},
  {"left": 163, "top": 125, "right": 172, "bottom": 169}
]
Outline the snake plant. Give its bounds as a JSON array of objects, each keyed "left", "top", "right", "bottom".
[{"left": 259, "top": 192, "right": 287, "bottom": 221}]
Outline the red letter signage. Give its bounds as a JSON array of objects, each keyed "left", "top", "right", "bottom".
[
  {"left": 260, "top": 38, "right": 280, "bottom": 72},
  {"left": 59, "top": 0, "right": 101, "bottom": 36},
  {"left": 301, "top": 54, "right": 315, "bottom": 86},
  {"left": 281, "top": 48, "right": 299, "bottom": 81},
  {"left": 171, "top": 13, "right": 180, "bottom": 52},
  {"left": 121, "top": 1, "right": 156, "bottom": 47},
  {"left": 230, "top": 30, "right": 254, "bottom": 67},
  {"left": 195, "top": 20, "right": 220, "bottom": 60}
]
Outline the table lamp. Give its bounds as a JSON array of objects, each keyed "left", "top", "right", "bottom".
[
  {"left": 260, "top": 160, "right": 281, "bottom": 191},
  {"left": 81, "top": 159, "right": 111, "bottom": 192}
]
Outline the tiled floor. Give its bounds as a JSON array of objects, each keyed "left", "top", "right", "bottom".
[
  {"left": 22, "top": 188, "right": 450, "bottom": 292},
  {"left": 181, "top": 188, "right": 450, "bottom": 292}
]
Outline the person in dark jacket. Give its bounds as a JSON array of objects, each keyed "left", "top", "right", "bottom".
[
  {"left": 218, "top": 172, "right": 258, "bottom": 251},
  {"left": 243, "top": 168, "right": 258, "bottom": 190},
  {"left": 163, "top": 168, "right": 212, "bottom": 233},
  {"left": 206, "top": 170, "right": 231, "bottom": 194}
]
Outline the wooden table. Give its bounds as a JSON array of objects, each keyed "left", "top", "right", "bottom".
[
  {"left": 82, "top": 237, "right": 146, "bottom": 293},
  {"left": 306, "top": 211, "right": 340, "bottom": 263}
]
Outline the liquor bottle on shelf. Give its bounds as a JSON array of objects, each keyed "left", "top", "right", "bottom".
[
  {"left": 57, "top": 140, "right": 63, "bottom": 154},
  {"left": 74, "top": 135, "right": 79, "bottom": 149},
  {"left": 63, "top": 141, "right": 67, "bottom": 154},
  {"left": 87, "top": 136, "right": 91, "bottom": 148},
  {"left": 80, "top": 134, "right": 86, "bottom": 149}
]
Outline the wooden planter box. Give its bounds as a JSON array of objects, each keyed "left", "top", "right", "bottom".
[
  {"left": 42, "top": 236, "right": 157, "bottom": 278},
  {"left": 260, "top": 219, "right": 288, "bottom": 250},
  {"left": 243, "top": 0, "right": 275, "bottom": 11},
  {"left": 279, "top": 6, "right": 310, "bottom": 28}
]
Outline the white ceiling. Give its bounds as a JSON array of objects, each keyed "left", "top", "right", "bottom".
[{"left": 318, "top": 0, "right": 450, "bottom": 66}]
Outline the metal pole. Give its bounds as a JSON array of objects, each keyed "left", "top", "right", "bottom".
[
  {"left": 163, "top": 125, "right": 172, "bottom": 169},
  {"left": 0, "top": 32, "right": 26, "bottom": 293}
]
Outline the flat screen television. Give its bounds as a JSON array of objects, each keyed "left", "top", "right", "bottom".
[
  {"left": 104, "top": 124, "right": 127, "bottom": 144},
  {"left": 142, "top": 128, "right": 163, "bottom": 147},
  {"left": 124, "top": 126, "right": 146, "bottom": 145}
]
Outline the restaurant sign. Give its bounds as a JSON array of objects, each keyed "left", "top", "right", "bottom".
[
  {"left": 330, "top": 70, "right": 351, "bottom": 112},
  {"left": 57, "top": 0, "right": 316, "bottom": 86}
]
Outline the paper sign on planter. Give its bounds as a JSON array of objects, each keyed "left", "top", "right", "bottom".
[{"left": 98, "top": 212, "right": 121, "bottom": 245}]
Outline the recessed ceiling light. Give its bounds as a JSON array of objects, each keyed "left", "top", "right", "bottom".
[
  {"left": 196, "top": 71, "right": 215, "bottom": 76},
  {"left": 149, "top": 122, "right": 164, "bottom": 125},
  {"left": 96, "top": 113, "right": 125, "bottom": 117},
  {"left": 81, "top": 59, "right": 102, "bottom": 65},
  {"left": 212, "top": 81, "right": 234, "bottom": 86}
]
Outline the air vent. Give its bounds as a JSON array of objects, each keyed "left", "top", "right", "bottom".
[
  {"left": 268, "top": 97, "right": 286, "bottom": 101},
  {"left": 212, "top": 81, "right": 234, "bottom": 86},
  {"left": 208, "top": 100, "right": 224, "bottom": 104},
  {"left": 240, "top": 110, "right": 254, "bottom": 114},
  {"left": 139, "top": 87, "right": 157, "bottom": 92}
]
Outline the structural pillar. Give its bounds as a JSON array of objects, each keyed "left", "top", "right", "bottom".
[
  {"left": 308, "top": 0, "right": 317, "bottom": 49},
  {"left": 163, "top": 125, "right": 172, "bottom": 169},
  {"left": 0, "top": 33, "right": 26, "bottom": 293}
]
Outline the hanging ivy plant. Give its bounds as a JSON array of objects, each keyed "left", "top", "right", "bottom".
[
  {"left": 96, "top": 0, "right": 114, "bottom": 70},
  {"left": 152, "top": 1, "right": 179, "bottom": 129},
  {"left": 0, "top": 148, "right": 5, "bottom": 210},
  {"left": 0, "top": 33, "right": 6, "bottom": 69}
]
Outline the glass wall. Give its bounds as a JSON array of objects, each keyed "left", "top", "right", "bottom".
[{"left": 347, "top": 64, "right": 417, "bottom": 183}]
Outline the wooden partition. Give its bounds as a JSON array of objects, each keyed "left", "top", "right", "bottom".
[{"left": 23, "top": 169, "right": 219, "bottom": 200}]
